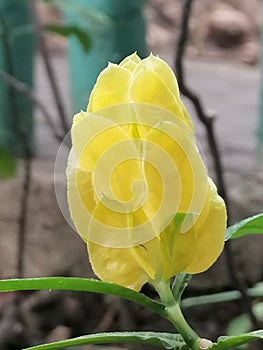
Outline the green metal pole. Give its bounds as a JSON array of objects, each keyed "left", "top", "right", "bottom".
[
  {"left": 0, "top": 0, "right": 34, "bottom": 156},
  {"left": 64, "top": 0, "right": 147, "bottom": 112}
]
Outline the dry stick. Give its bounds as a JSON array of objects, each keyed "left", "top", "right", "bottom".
[
  {"left": 175, "top": 0, "right": 260, "bottom": 330},
  {"left": 29, "top": 0, "right": 69, "bottom": 135},
  {"left": 0, "top": 70, "right": 64, "bottom": 143},
  {"left": 17, "top": 156, "right": 31, "bottom": 278}
]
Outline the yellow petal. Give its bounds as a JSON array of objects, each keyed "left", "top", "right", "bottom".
[
  {"left": 88, "top": 243, "right": 149, "bottom": 291},
  {"left": 144, "top": 120, "right": 208, "bottom": 216},
  {"left": 132, "top": 213, "right": 197, "bottom": 280},
  {"left": 67, "top": 150, "right": 96, "bottom": 242},
  {"left": 130, "top": 55, "right": 193, "bottom": 130},
  {"left": 185, "top": 179, "right": 226, "bottom": 273},
  {"left": 72, "top": 111, "right": 130, "bottom": 172},
  {"left": 87, "top": 64, "right": 132, "bottom": 112},
  {"left": 120, "top": 52, "right": 141, "bottom": 72},
  {"left": 135, "top": 54, "right": 180, "bottom": 99},
  {"left": 67, "top": 53, "right": 227, "bottom": 290}
]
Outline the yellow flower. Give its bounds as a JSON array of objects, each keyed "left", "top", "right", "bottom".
[{"left": 67, "top": 53, "right": 227, "bottom": 291}]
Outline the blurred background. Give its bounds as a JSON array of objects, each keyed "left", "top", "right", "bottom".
[{"left": 0, "top": 0, "right": 262, "bottom": 349}]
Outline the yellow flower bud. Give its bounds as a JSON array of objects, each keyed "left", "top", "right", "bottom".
[{"left": 67, "top": 53, "right": 227, "bottom": 291}]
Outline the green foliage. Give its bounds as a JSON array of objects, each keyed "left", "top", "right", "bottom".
[
  {"left": 40, "top": 0, "right": 112, "bottom": 53},
  {"left": 0, "top": 146, "right": 16, "bottom": 178},
  {"left": 0, "top": 277, "right": 262, "bottom": 349},
  {"left": 181, "top": 281, "right": 263, "bottom": 309},
  {"left": 42, "top": 0, "right": 111, "bottom": 28},
  {"left": 227, "top": 302, "right": 263, "bottom": 335},
  {"left": 1, "top": 216, "right": 263, "bottom": 349},
  {"left": 46, "top": 25, "right": 91, "bottom": 52},
  {"left": 0, "top": 277, "right": 165, "bottom": 317},
  {"left": 23, "top": 332, "right": 187, "bottom": 350},
  {"left": 225, "top": 213, "right": 263, "bottom": 240},
  {"left": 211, "top": 330, "right": 263, "bottom": 349}
]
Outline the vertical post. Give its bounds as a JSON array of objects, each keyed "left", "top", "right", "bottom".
[
  {"left": 0, "top": 0, "right": 34, "bottom": 156},
  {"left": 64, "top": 0, "right": 147, "bottom": 112}
]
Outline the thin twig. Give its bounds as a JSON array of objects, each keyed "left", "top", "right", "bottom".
[
  {"left": 175, "top": 0, "right": 260, "bottom": 330},
  {"left": 16, "top": 156, "right": 31, "bottom": 277},
  {"left": 0, "top": 70, "right": 71, "bottom": 149},
  {"left": 0, "top": 70, "right": 64, "bottom": 143},
  {"left": 175, "top": 0, "right": 228, "bottom": 202},
  {"left": 29, "top": 0, "right": 70, "bottom": 135}
]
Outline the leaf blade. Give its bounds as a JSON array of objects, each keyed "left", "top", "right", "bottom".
[
  {"left": 0, "top": 277, "right": 165, "bottom": 317},
  {"left": 22, "top": 331, "right": 187, "bottom": 350},
  {"left": 211, "top": 330, "right": 263, "bottom": 349},
  {"left": 46, "top": 24, "right": 91, "bottom": 52},
  {"left": 225, "top": 214, "right": 263, "bottom": 241},
  {"left": 172, "top": 273, "right": 192, "bottom": 302},
  {"left": 0, "top": 147, "right": 16, "bottom": 178},
  {"left": 181, "top": 282, "right": 263, "bottom": 309}
]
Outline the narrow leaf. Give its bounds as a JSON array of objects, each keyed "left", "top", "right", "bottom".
[
  {"left": 172, "top": 273, "right": 192, "bottom": 302},
  {"left": 182, "top": 282, "right": 263, "bottom": 309},
  {"left": 225, "top": 214, "right": 263, "bottom": 240},
  {"left": 182, "top": 290, "right": 242, "bottom": 309},
  {"left": 46, "top": 25, "right": 91, "bottom": 52},
  {"left": 22, "top": 331, "right": 187, "bottom": 350},
  {"left": 0, "top": 277, "right": 165, "bottom": 317},
  {"left": 211, "top": 330, "right": 263, "bottom": 349},
  {"left": 0, "top": 147, "right": 16, "bottom": 178}
]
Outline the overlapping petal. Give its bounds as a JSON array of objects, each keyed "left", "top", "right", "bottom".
[
  {"left": 67, "top": 53, "right": 227, "bottom": 291},
  {"left": 185, "top": 179, "right": 226, "bottom": 273},
  {"left": 87, "top": 53, "right": 193, "bottom": 130}
]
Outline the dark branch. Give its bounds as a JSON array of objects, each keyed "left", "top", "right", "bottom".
[
  {"left": 175, "top": 0, "right": 228, "bottom": 202},
  {"left": 175, "top": 0, "right": 260, "bottom": 330}
]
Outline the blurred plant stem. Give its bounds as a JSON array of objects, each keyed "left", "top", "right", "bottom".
[
  {"left": 175, "top": 0, "right": 260, "bottom": 331},
  {"left": 0, "top": 69, "right": 64, "bottom": 143},
  {"left": 29, "top": 0, "right": 69, "bottom": 135}
]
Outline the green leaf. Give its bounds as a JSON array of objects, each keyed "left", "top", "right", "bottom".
[
  {"left": 22, "top": 331, "right": 188, "bottom": 350},
  {"left": 0, "top": 277, "right": 165, "bottom": 317},
  {"left": 181, "top": 282, "right": 263, "bottom": 309},
  {"left": 250, "top": 281, "right": 263, "bottom": 297},
  {"left": 182, "top": 290, "right": 242, "bottom": 309},
  {"left": 172, "top": 273, "right": 192, "bottom": 302},
  {"left": 227, "top": 315, "right": 251, "bottom": 337},
  {"left": 46, "top": 25, "right": 91, "bottom": 52},
  {"left": 225, "top": 213, "right": 263, "bottom": 241},
  {"left": 0, "top": 147, "right": 16, "bottom": 178},
  {"left": 43, "top": 0, "right": 112, "bottom": 29},
  {"left": 227, "top": 302, "right": 263, "bottom": 335},
  {"left": 211, "top": 330, "right": 263, "bottom": 350}
]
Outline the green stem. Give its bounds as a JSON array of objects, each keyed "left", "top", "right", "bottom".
[
  {"left": 166, "top": 303, "right": 200, "bottom": 350},
  {"left": 154, "top": 280, "right": 201, "bottom": 350}
]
